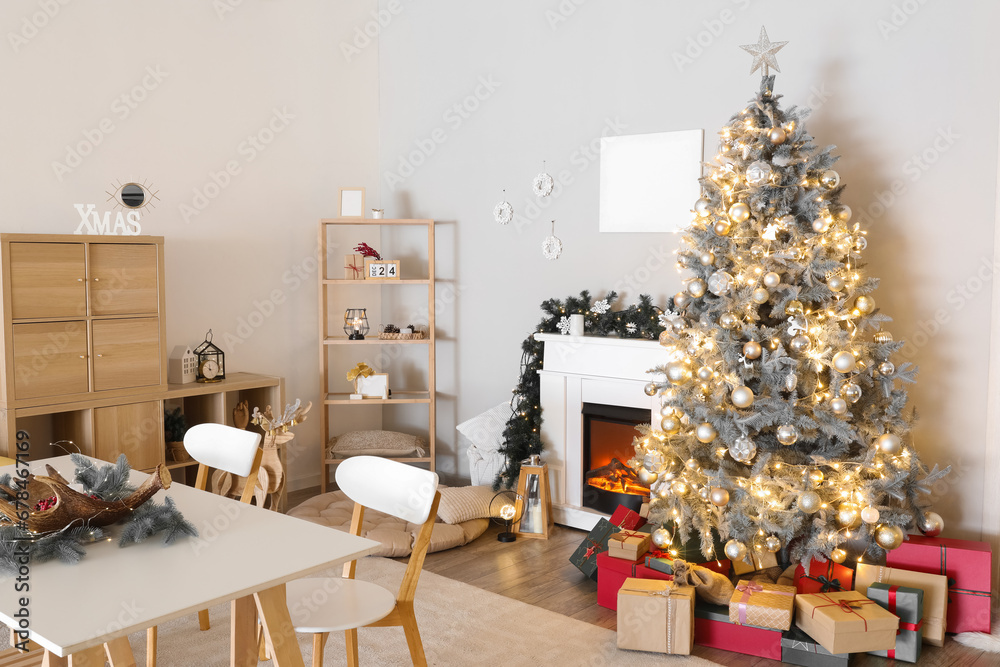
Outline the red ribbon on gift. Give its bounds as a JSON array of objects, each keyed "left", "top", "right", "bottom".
[
  {"left": 934, "top": 544, "right": 991, "bottom": 601},
  {"left": 810, "top": 593, "right": 877, "bottom": 632},
  {"left": 735, "top": 581, "right": 794, "bottom": 626},
  {"left": 345, "top": 257, "right": 363, "bottom": 278},
  {"left": 886, "top": 585, "right": 924, "bottom": 659}
]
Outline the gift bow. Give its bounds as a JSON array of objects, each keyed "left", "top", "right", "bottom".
[
  {"left": 810, "top": 593, "right": 877, "bottom": 632},
  {"left": 346, "top": 363, "right": 374, "bottom": 382},
  {"left": 345, "top": 256, "right": 363, "bottom": 278},
  {"left": 735, "top": 581, "right": 794, "bottom": 626},
  {"left": 803, "top": 574, "right": 845, "bottom": 592}
]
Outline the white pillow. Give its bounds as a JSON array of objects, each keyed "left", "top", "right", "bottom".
[
  {"left": 437, "top": 485, "right": 497, "bottom": 524},
  {"left": 327, "top": 430, "right": 426, "bottom": 458},
  {"left": 456, "top": 402, "right": 511, "bottom": 454}
]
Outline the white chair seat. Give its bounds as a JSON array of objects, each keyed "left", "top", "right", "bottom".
[{"left": 286, "top": 578, "right": 396, "bottom": 633}]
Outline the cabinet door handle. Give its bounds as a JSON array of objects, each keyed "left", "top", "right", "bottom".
[
  {"left": 96, "top": 354, "right": 103, "bottom": 358},
  {"left": 92, "top": 277, "right": 100, "bottom": 282},
  {"left": 77, "top": 278, "right": 86, "bottom": 282},
  {"left": 78, "top": 355, "right": 87, "bottom": 359}
]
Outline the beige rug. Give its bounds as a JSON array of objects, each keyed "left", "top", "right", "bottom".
[{"left": 5, "top": 557, "right": 719, "bottom": 665}]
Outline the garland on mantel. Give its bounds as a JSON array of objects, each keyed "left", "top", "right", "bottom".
[{"left": 494, "top": 291, "right": 668, "bottom": 490}]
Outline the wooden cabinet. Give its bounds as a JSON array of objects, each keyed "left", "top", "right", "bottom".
[
  {"left": 9, "top": 242, "right": 86, "bottom": 319},
  {"left": 94, "top": 400, "right": 162, "bottom": 471},
  {"left": 11, "top": 321, "right": 89, "bottom": 399},
  {"left": 89, "top": 243, "right": 159, "bottom": 316},
  {"left": 92, "top": 318, "right": 161, "bottom": 391}
]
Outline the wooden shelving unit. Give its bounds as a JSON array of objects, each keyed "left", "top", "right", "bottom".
[{"left": 318, "top": 218, "right": 436, "bottom": 492}]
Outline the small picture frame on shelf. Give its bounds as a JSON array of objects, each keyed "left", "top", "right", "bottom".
[
  {"left": 364, "top": 258, "right": 400, "bottom": 281},
  {"left": 356, "top": 373, "right": 388, "bottom": 399},
  {"left": 339, "top": 187, "right": 366, "bottom": 219}
]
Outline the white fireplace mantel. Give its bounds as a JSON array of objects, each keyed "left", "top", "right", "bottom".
[{"left": 535, "top": 333, "right": 666, "bottom": 530}]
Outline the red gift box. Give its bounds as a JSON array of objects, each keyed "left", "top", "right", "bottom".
[
  {"left": 694, "top": 602, "right": 782, "bottom": 660},
  {"left": 886, "top": 535, "right": 992, "bottom": 634},
  {"left": 609, "top": 504, "right": 646, "bottom": 532},
  {"left": 596, "top": 551, "right": 671, "bottom": 611},
  {"left": 794, "top": 558, "right": 855, "bottom": 594}
]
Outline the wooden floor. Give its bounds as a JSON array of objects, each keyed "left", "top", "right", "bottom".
[{"left": 288, "top": 487, "right": 995, "bottom": 666}]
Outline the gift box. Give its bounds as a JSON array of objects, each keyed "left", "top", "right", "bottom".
[
  {"left": 886, "top": 534, "right": 992, "bottom": 634},
  {"left": 344, "top": 254, "right": 364, "bottom": 280},
  {"left": 729, "top": 579, "right": 796, "bottom": 630},
  {"left": 867, "top": 582, "right": 924, "bottom": 663},
  {"left": 854, "top": 562, "right": 948, "bottom": 646},
  {"left": 794, "top": 559, "right": 854, "bottom": 594},
  {"left": 569, "top": 518, "right": 621, "bottom": 580},
  {"left": 644, "top": 554, "right": 731, "bottom": 578},
  {"left": 608, "top": 530, "right": 651, "bottom": 561},
  {"left": 596, "top": 551, "right": 671, "bottom": 610},
  {"left": 731, "top": 549, "right": 780, "bottom": 576},
  {"left": 694, "top": 600, "right": 782, "bottom": 660},
  {"left": 610, "top": 504, "right": 646, "bottom": 531},
  {"left": 639, "top": 502, "right": 650, "bottom": 519},
  {"left": 795, "top": 590, "right": 899, "bottom": 654},
  {"left": 617, "top": 578, "right": 695, "bottom": 655},
  {"left": 781, "top": 625, "right": 849, "bottom": 667},
  {"left": 654, "top": 522, "right": 727, "bottom": 563}
]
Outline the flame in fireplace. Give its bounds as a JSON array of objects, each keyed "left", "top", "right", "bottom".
[{"left": 585, "top": 458, "right": 648, "bottom": 496}]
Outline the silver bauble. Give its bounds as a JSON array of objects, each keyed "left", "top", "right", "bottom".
[
  {"left": 708, "top": 270, "right": 735, "bottom": 296},
  {"left": 687, "top": 279, "right": 707, "bottom": 298},
  {"left": 842, "top": 383, "right": 862, "bottom": 404},
  {"left": 728, "top": 202, "right": 751, "bottom": 223},
  {"left": 719, "top": 313, "right": 739, "bottom": 329},
  {"left": 861, "top": 506, "right": 881, "bottom": 524},
  {"left": 671, "top": 319, "right": 685, "bottom": 333},
  {"left": 696, "top": 422, "right": 718, "bottom": 443},
  {"left": 827, "top": 275, "right": 845, "bottom": 292},
  {"left": 768, "top": 126, "right": 787, "bottom": 145},
  {"left": 776, "top": 424, "right": 799, "bottom": 446},
  {"left": 644, "top": 382, "right": 658, "bottom": 396},
  {"left": 798, "top": 491, "right": 821, "bottom": 514},
  {"left": 785, "top": 372, "right": 798, "bottom": 392},
  {"left": 819, "top": 170, "right": 840, "bottom": 189},
  {"left": 835, "top": 205, "right": 852, "bottom": 223},
  {"left": 875, "top": 524, "right": 905, "bottom": 550},
  {"left": 830, "top": 397, "right": 848, "bottom": 415},
  {"left": 742, "top": 341, "right": 762, "bottom": 360},
  {"left": 729, "top": 435, "right": 756, "bottom": 462},
  {"left": 666, "top": 361, "right": 692, "bottom": 386},
  {"left": 763, "top": 272, "right": 781, "bottom": 288},
  {"left": 674, "top": 291, "right": 690, "bottom": 309},
  {"left": 714, "top": 219, "right": 733, "bottom": 236},
  {"left": 877, "top": 433, "right": 902, "bottom": 455},
  {"left": 764, "top": 535, "right": 781, "bottom": 553},
  {"left": 724, "top": 539, "right": 748, "bottom": 561},
  {"left": 790, "top": 335, "right": 812, "bottom": 353},
  {"left": 699, "top": 251, "right": 716, "bottom": 266},
  {"left": 855, "top": 236, "right": 868, "bottom": 251},
  {"left": 751, "top": 287, "right": 770, "bottom": 304},
  {"left": 750, "top": 244, "right": 766, "bottom": 260},
  {"left": 696, "top": 366, "right": 714, "bottom": 381},
  {"left": 643, "top": 451, "right": 667, "bottom": 474},
  {"left": 698, "top": 486, "right": 711, "bottom": 500},
  {"left": 637, "top": 466, "right": 659, "bottom": 486},
  {"left": 651, "top": 527, "right": 672, "bottom": 549},
  {"left": 855, "top": 295, "right": 875, "bottom": 315},
  {"left": 785, "top": 300, "right": 804, "bottom": 315},
  {"left": 832, "top": 351, "right": 857, "bottom": 374},
  {"left": 694, "top": 197, "right": 712, "bottom": 217},
  {"left": 710, "top": 488, "right": 730, "bottom": 506},
  {"left": 731, "top": 386, "right": 755, "bottom": 409},
  {"left": 745, "top": 160, "right": 773, "bottom": 186},
  {"left": 917, "top": 511, "right": 944, "bottom": 538},
  {"left": 812, "top": 217, "right": 831, "bottom": 233},
  {"left": 878, "top": 361, "right": 895, "bottom": 376},
  {"left": 671, "top": 480, "right": 690, "bottom": 497}
]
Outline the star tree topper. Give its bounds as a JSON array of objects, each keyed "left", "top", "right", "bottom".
[{"left": 740, "top": 26, "right": 788, "bottom": 76}]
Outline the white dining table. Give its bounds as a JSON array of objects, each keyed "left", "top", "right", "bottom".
[{"left": 0, "top": 455, "right": 380, "bottom": 666}]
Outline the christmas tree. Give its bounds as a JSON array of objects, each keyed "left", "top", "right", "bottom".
[{"left": 639, "top": 29, "right": 949, "bottom": 568}]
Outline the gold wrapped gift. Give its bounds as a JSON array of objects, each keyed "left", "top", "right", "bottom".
[{"left": 728, "top": 579, "right": 796, "bottom": 630}]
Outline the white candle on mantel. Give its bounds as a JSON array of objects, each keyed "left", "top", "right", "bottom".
[{"left": 569, "top": 314, "right": 584, "bottom": 336}]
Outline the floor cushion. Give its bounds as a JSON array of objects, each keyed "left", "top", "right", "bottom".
[{"left": 289, "top": 486, "right": 489, "bottom": 557}]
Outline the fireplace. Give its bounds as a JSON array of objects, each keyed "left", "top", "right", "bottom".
[{"left": 582, "top": 403, "right": 650, "bottom": 514}]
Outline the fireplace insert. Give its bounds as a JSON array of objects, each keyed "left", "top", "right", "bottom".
[{"left": 581, "top": 402, "right": 651, "bottom": 515}]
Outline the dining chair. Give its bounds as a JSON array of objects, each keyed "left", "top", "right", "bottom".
[
  {"left": 146, "top": 423, "right": 263, "bottom": 667},
  {"left": 285, "top": 456, "right": 441, "bottom": 667}
]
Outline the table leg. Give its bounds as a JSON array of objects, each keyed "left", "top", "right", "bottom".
[
  {"left": 103, "top": 637, "right": 136, "bottom": 666},
  {"left": 41, "top": 651, "right": 67, "bottom": 667},
  {"left": 254, "top": 584, "right": 304, "bottom": 667},
  {"left": 231, "top": 595, "right": 258, "bottom": 667}
]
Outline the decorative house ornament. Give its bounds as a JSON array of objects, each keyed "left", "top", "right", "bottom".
[
  {"left": 193, "top": 329, "right": 225, "bottom": 382},
  {"left": 541, "top": 220, "right": 562, "bottom": 260},
  {"left": 167, "top": 345, "right": 198, "bottom": 384}
]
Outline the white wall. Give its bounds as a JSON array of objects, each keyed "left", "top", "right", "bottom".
[
  {"left": 0, "top": 0, "right": 381, "bottom": 490},
  {"left": 377, "top": 1, "right": 1000, "bottom": 540}
]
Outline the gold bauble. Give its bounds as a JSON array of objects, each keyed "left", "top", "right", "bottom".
[
  {"left": 751, "top": 287, "right": 770, "bottom": 304},
  {"left": 644, "top": 382, "right": 658, "bottom": 396},
  {"left": 878, "top": 361, "right": 895, "bottom": 376},
  {"left": 768, "top": 126, "right": 787, "bottom": 145},
  {"left": 660, "top": 417, "right": 681, "bottom": 435},
  {"left": 819, "top": 170, "right": 840, "bottom": 189},
  {"left": 830, "top": 547, "right": 848, "bottom": 564},
  {"left": 719, "top": 313, "right": 739, "bottom": 329},
  {"left": 776, "top": 424, "right": 798, "bottom": 446},
  {"left": 750, "top": 243, "right": 765, "bottom": 260},
  {"left": 710, "top": 487, "right": 729, "bottom": 506},
  {"left": 861, "top": 506, "right": 881, "bottom": 524},
  {"left": 687, "top": 278, "right": 707, "bottom": 298},
  {"left": 790, "top": 335, "right": 811, "bottom": 353},
  {"left": 728, "top": 202, "right": 751, "bottom": 223},
  {"left": 699, "top": 251, "right": 716, "bottom": 266},
  {"left": 764, "top": 535, "right": 781, "bottom": 553},
  {"left": 836, "top": 502, "right": 862, "bottom": 529},
  {"left": 855, "top": 295, "right": 875, "bottom": 315},
  {"left": 874, "top": 331, "right": 893, "bottom": 344},
  {"left": 917, "top": 510, "right": 944, "bottom": 538},
  {"left": 832, "top": 351, "right": 857, "bottom": 374},
  {"left": 696, "top": 422, "right": 718, "bottom": 443},
  {"left": 696, "top": 366, "right": 714, "bottom": 381},
  {"left": 724, "top": 539, "right": 747, "bottom": 561},
  {"left": 830, "top": 397, "right": 848, "bottom": 415},
  {"left": 785, "top": 300, "right": 804, "bottom": 316},
  {"left": 808, "top": 468, "right": 824, "bottom": 485},
  {"left": 714, "top": 219, "right": 733, "bottom": 236},
  {"left": 827, "top": 275, "right": 845, "bottom": 292},
  {"left": 731, "top": 385, "right": 755, "bottom": 409},
  {"left": 685, "top": 457, "right": 700, "bottom": 471},
  {"left": 674, "top": 292, "right": 691, "bottom": 311},
  {"left": 798, "top": 490, "right": 821, "bottom": 514},
  {"left": 835, "top": 205, "right": 853, "bottom": 223},
  {"left": 694, "top": 197, "right": 712, "bottom": 217},
  {"left": 877, "top": 433, "right": 902, "bottom": 455},
  {"left": 651, "top": 527, "right": 671, "bottom": 549},
  {"left": 637, "top": 467, "right": 659, "bottom": 486},
  {"left": 743, "top": 341, "right": 762, "bottom": 360},
  {"left": 658, "top": 330, "right": 671, "bottom": 346},
  {"left": 763, "top": 271, "right": 781, "bottom": 288},
  {"left": 671, "top": 480, "right": 690, "bottom": 497},
  {"left": 875, "top": 524, "right": 905, "bottom": 550},
  {"left": 666, "top": 361, "right": 692, "bottom": 386},
  {"left": 812, "top": 217, "right": 831, "bottom": 233}
]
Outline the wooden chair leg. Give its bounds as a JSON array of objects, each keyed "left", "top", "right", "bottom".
[
  {"left": 400, "top": 606, "right": 426, "bottom": 667},
  {"left": 311, "top": 633, "right": 328, "bottom": 667},
  {"left": 345, "top": 628, "right": 358, "bottom": 667},
  {"left": 197, "top": 609, "right": 210, "bottom": 631},
  {"left": 146, "top": 627, "right": 157, "bottom": 667},
  {"left": 257, "top": 621, "right": 268, "bottom": 661}
]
